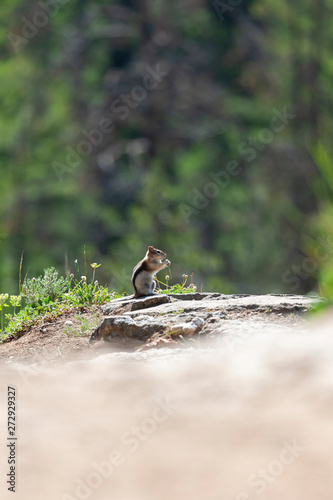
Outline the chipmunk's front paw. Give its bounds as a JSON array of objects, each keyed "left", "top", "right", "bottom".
[{"left": 165, "top": 259, "right": 171, "bottom": 266}]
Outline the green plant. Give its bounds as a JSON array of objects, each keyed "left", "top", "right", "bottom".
[
  {"left": 3, "top": 307, "right": 40, "bottom": 338},
  {"left": 10, "top": 295, "right": 22, "bottom": 315},
  {"left": 307, "top": 142, "right": 333, "bottom": 305},
  {"left": 0, "top": 294, "right": 9, "bottom": 331},
  {"left": 0, "top": 258, "right": 114, "bottom": 340},
  {"left": 64, "top": 313, "right": 100, "bottom": 337},
  {"left": 156, "top": 272, "right": 197, "bottom": 295},
  {"left": 64, "top": 261, "right": 111, "bottom": 307},
  {"left": 21, "top": 268, "right": 69, "bottom": 308}
]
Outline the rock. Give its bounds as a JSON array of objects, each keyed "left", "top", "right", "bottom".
[
  {"left": 168, "top": 292, "right": 223, "bottom": 301},
  {"left": 90, "top": 293, "right": 317, "bottom": 345},
  {"left": 102, "top": 294, "right": 172, "bottom": 315},
  {"left": 89, "top": 315, "right": 168, "bottom": 343},
  {"left": 169, "top": 319, "right": 204, "bottom": 337}
]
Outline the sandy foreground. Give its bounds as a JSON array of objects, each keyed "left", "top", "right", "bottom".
[{"left": 0, "top": 308, "right": 333, "bottom": 500}]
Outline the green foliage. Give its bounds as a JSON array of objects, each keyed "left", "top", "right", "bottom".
[
  {"left": 22, "top": 268, "right": 68, "bottom": 307},
  {"left": 65, "top": 276, "right": 110, "bottom": 307},
  {"left": 1, "top": 0, "right": 333, "bottom": 298},
  {"left": 0, "top": 261, "right": 113, "bottom": 341},
  {"left": 3, "top": 306, "right": 40, "bottom": 339},
  {"left": 307, "top": 142, "right": 333, "bottom": 304},
  {"left": 0, "top": 294, "right": 9, "bottom": 331},
  {"left": 156, "top": 273, "right": 197, "bottom": 295},
  {"left": 160, "top": 283, "right": 197, "bottom": 294},
  {"left": 64, "top": 314, "right": 101, "bottom": 337}
]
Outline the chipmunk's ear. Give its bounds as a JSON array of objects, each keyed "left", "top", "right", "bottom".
[{"left": 148, "top": 246, "right": 154, "bottom": 251}]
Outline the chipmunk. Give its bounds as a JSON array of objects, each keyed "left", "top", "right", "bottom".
[{"left": 132, "top": 246, "right": 171, "bottom": 298}]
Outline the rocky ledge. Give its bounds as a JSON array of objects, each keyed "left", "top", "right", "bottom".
[{"left": 89, "top": 293, "right": 316, "bottom": 347}]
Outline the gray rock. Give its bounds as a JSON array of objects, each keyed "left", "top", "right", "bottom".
[
  {"left": 90, "top": 293, "right": 317, "bottom": 345},
  {"left": 102, "top": 294, "right": 172, "bottom": 315},
  {"left": 89, "top": 315, "right": 168, "bottom": 343}
]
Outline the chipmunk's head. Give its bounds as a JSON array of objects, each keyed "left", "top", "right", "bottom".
[{"left": 147, "top": 246, "right": 167, "bottom": 261}]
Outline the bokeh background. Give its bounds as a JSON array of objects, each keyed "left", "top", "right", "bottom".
[{"left": 1, "top": 0, "right": 333, "bottom": 296}]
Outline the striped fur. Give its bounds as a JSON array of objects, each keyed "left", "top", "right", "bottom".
[{"left": 131, "top": 246, "right": 170, "bottom": 298}]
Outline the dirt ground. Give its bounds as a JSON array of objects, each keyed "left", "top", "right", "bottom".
[{"left": 0, "top": 307, "right": 107, "bottom": 365}]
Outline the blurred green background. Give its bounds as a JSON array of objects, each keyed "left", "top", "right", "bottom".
[{"left": 1, "top": 0, "right": 333, "bottom": 297}]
